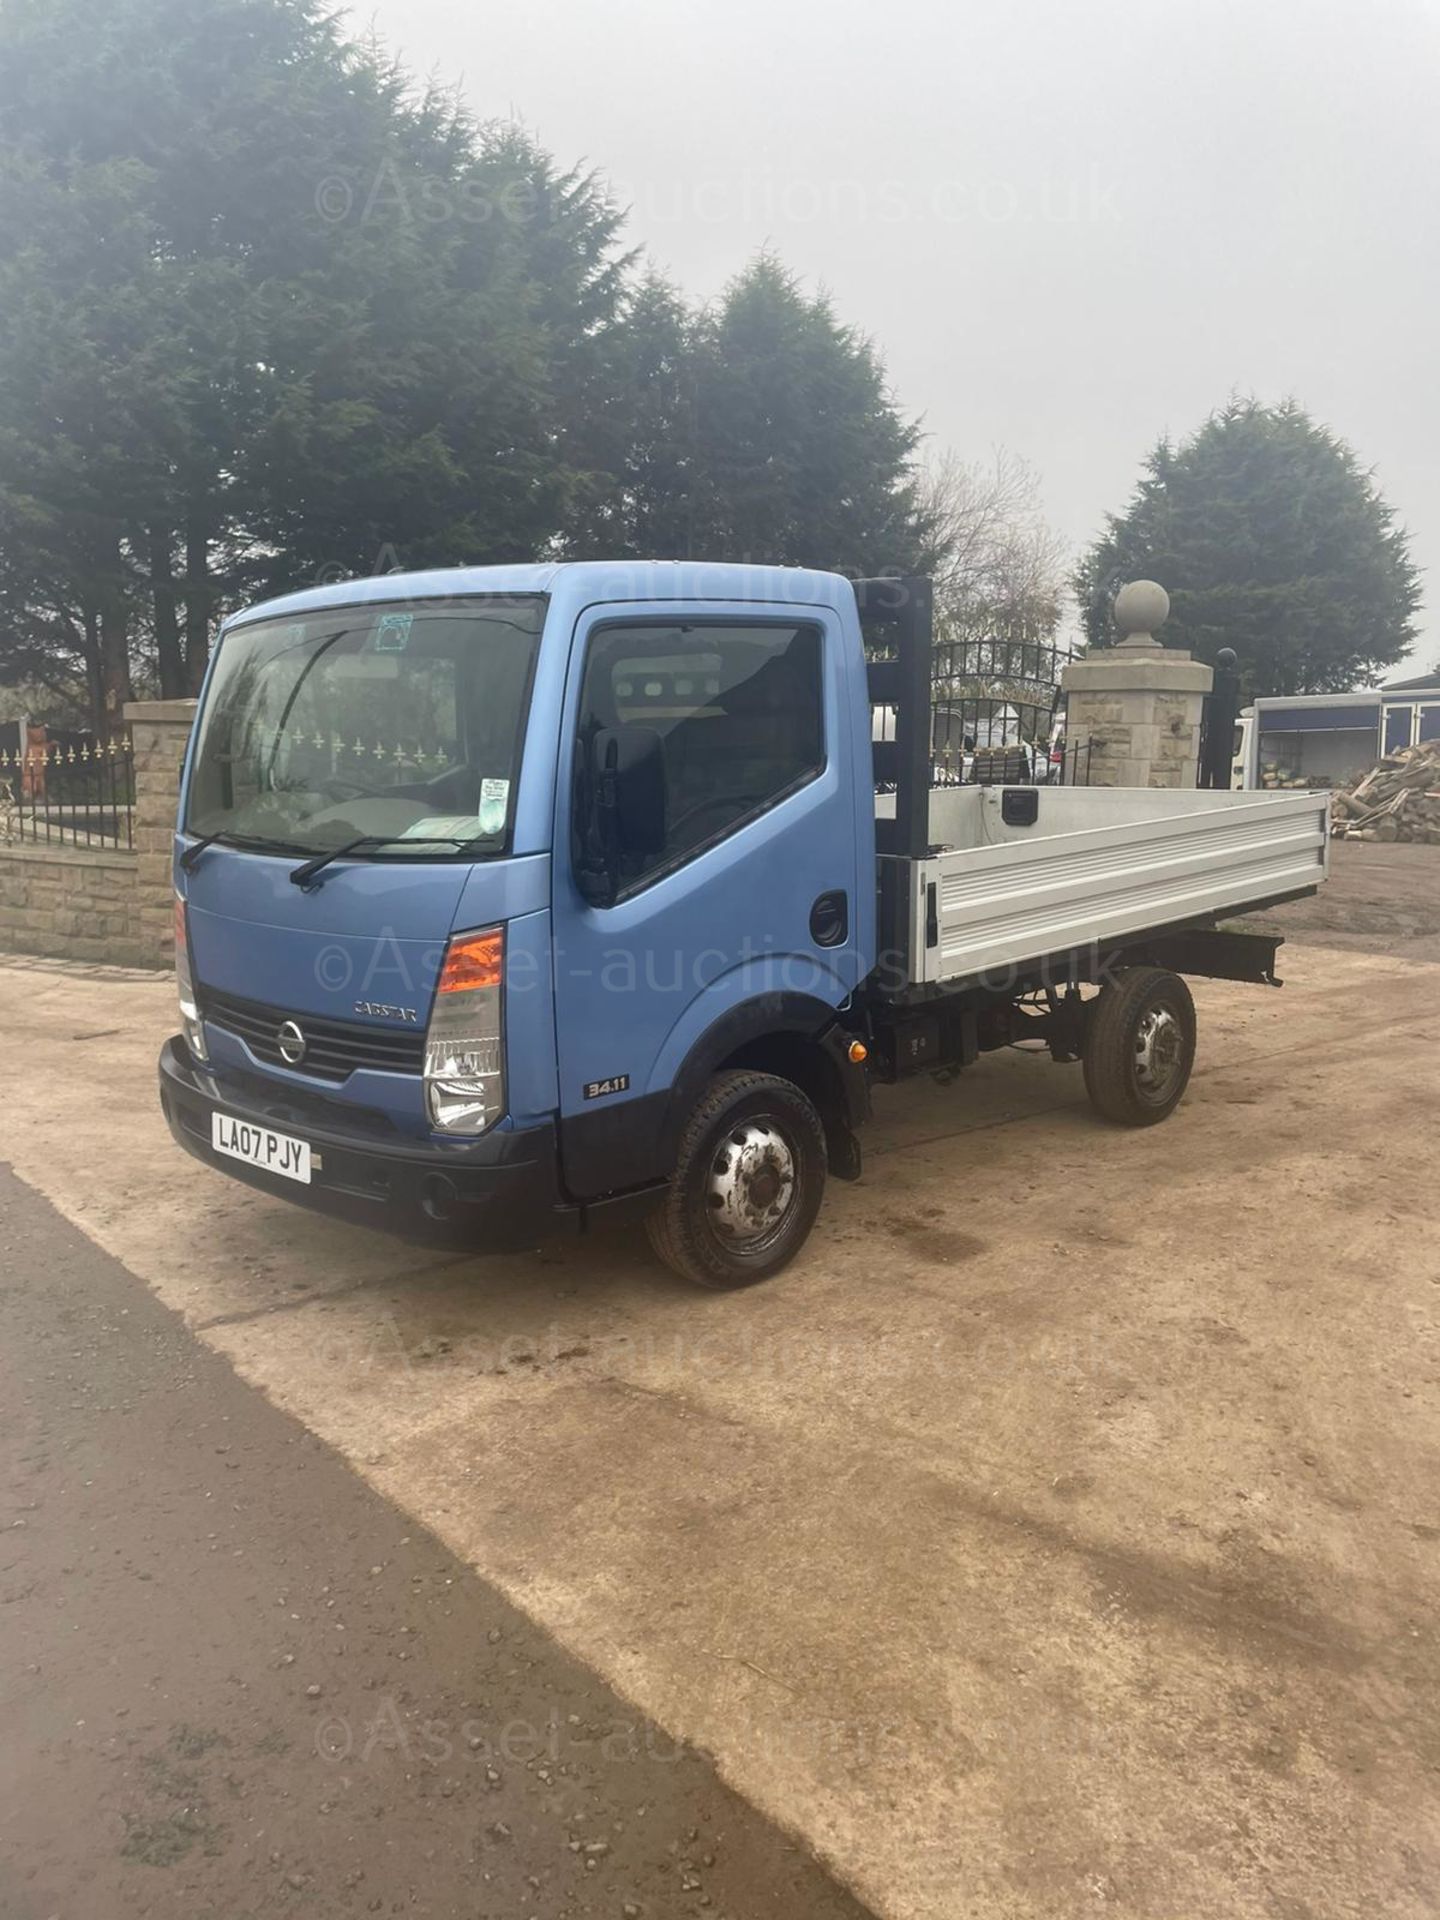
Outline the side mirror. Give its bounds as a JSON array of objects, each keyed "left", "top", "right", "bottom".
[{"left": 576, "top": 725, "right": 666, "bottom": 905}]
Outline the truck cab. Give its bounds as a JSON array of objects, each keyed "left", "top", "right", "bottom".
[{"left": 162, "top": 563, "right": 878, "bottom": 1282}]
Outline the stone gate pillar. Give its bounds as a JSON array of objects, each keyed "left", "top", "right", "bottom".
[
  {"left": 1062, "top": 581, "right": 1213, "bottom": 788},
  {"left": 125, "top": 698, "right": 197, "bottom": 967}
]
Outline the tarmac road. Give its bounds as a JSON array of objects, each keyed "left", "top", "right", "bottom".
[{"left": 0, "top": 1164, "right": 871, "bottom": 1920}]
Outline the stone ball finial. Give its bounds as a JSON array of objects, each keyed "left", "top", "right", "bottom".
[{"left": 1113, "top": 579, "right": 1170, "bottom": 647}]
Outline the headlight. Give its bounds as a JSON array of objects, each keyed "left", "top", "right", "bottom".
[
  {"left": 173, "top": 894, "right": 208, "bottom": 1063},
  {"left": 425, "top": 926, "right": 505, "bottom": 1135}
]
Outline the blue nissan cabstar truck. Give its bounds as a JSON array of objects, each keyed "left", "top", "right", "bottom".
[{"left": 161, "top": 562, "right": 1329, "bottom": 1287}]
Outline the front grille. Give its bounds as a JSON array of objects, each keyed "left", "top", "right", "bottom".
[{"left": 202, "top": 987, "right": 426, "bottom": 1083}]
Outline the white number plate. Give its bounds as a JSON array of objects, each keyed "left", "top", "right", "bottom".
[{"left": 211, "top": 1112, "right": 311, "bottom": 1185}]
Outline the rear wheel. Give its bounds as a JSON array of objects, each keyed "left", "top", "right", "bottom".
[
  {"left": 645, "top": 1070, "right": 827, "bottom": 1289},
  {"left": 1082, "top": 967, "right": 1196, "bottom": 1126}
]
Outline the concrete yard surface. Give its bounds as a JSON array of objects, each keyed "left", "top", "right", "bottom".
[
  {"left": 1, "top": 843, "right": 1438, "bottom": 1919},
  {"left": 1242, "top": 840, "right": 1440, "bottom": 963}
]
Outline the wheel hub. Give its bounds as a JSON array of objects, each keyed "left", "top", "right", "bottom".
[
  {"left": 705, "top": 1120, "right": 797, "bottom": 1248},
  {"left": 1134, "top": 1006, "right": 1183, "bottom": 1093}
]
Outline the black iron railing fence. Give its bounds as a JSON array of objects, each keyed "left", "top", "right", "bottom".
[{"left": 0, "top": 730, "right": 135, "bottom": 850}]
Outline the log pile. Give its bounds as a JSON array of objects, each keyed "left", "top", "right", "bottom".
[
  {"left": 1262, "top": 769, "right": 1333, "bottom": 789},
  {"left": 1330, "top": 741, "right": 1440, "bottom": 841}
]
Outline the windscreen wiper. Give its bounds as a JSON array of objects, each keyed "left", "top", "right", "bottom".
[
  {"left": 288, "top": 834, "right": 478, "bottom": 890},
  {"left": 180, "top": 829, "right": 309, "bottom": 873}
]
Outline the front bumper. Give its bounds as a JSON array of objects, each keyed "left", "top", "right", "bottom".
[{"left": 158, "top": 1037, "right": 574, "bottom": 1249}]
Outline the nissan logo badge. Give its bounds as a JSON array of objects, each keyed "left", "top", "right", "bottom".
[{"left": 277, "top": 1019, "right": 307, "bottom": 1066}]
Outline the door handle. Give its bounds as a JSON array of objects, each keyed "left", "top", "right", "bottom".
[{"left": 809, "top": 890, "right": 849, "bottom": 948}]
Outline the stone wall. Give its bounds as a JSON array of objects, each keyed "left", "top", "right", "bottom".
[
  {"left": 0, "top": 842, "right": 147, "bottom": 967},
  {"left": 0, "top": 699, "right": 196, "bottom": 973}
]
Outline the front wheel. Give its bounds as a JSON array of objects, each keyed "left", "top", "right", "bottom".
[
  {"left": 1082, "top": 967, "right": 1196, "bottom": 1126},
  {"left": 645, "top": 1070, "right": 827, "bottom": 1289}
]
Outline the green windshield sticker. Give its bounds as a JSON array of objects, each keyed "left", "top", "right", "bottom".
[
  {"left": 373, "top": 612, "right": 414, "bottom": 653},
  {"left": 479, "top": 777, "right": 510, "bottom": 836}
]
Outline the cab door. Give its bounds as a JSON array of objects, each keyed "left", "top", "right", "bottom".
[{"left": 550, "top": 600, "right": 863, "bottom": 1198}]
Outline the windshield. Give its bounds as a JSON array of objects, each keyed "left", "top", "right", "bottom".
[{"left": 185, "top": 596, "right": 546, "bottom": 857}]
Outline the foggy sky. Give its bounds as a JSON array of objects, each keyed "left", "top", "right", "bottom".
[{"left": 371, "top": 0, "right": 1439, "bottom": 673}]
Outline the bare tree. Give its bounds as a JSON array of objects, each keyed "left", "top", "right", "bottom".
[
  {"left": 925, "top": 449, "right": 1075, "bottom": 725},
  {"left": 914, "top": 451, "right": 1070, "bottom": 755},
  {"left": 919, "top": 449, "right": 1067, "bottom": 644}
]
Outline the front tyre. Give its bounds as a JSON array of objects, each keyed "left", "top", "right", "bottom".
[
  {"left": 645, "top": 1070, "right": 828, "bottom": 1289},
  {"left": 1082, "top": 966, "right": 1196, "bottom": 1126}
]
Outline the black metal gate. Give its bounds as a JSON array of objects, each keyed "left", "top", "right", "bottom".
[
  {"left": 930, "top": 634, "right": 1073, "bottom": 759},
  {"left": 871, "top": 627, "right": 1089, "bottom": 789}
]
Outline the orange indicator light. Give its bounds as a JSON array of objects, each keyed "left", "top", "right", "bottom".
[{"left": 438, "top": 928, "right": 504, "bottom": 994}]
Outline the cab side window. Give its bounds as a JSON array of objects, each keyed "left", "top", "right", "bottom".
[{"left": 575, "top": 620, "right": 824, "bottom": 893}]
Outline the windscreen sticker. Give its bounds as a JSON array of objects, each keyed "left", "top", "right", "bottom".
[
  {"left": 399, "top": 814, "right": 481, "bottom": 839},
  {"left": 373, "top": 612, "right": 414, "bottom": 653},
  {"left": 478, "top": 777, "right": 510, "bottom": 836}
]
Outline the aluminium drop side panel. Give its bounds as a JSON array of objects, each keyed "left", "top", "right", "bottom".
[{"left": 906, "top": 788, "right": 1329, "bottom": 986}]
